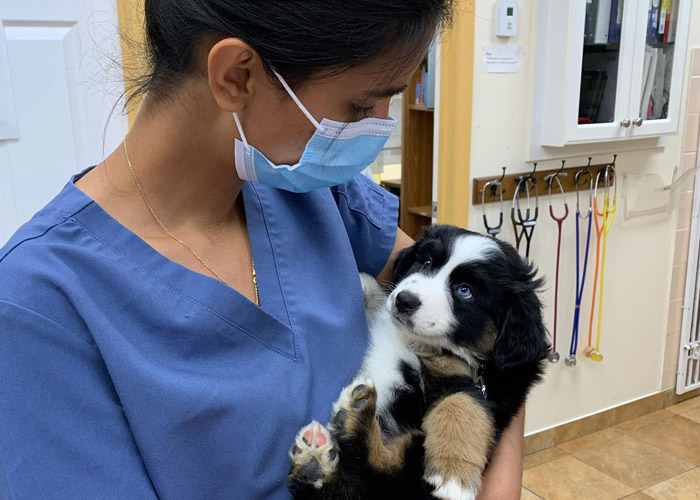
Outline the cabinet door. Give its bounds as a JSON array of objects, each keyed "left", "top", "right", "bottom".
[
  {"left": 627, "top": 0, "right": 692, "bottom": 138},
  {"left": 0, "top": 0, "right": 127, "bottom": 244},
  {"left": 565, "top": 0, "right": 638, "bottom": 143}
]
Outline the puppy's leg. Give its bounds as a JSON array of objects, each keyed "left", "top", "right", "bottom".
[
  {"left": 330, "top": 378, "right": 419, "bottom": 473},
  {"left": 359, "top": 273, "right": 387, "bottom": 325},
  {"left": 288, "top": 421, "right": 340, "bottom": 495},
  {"left": 422, "top": 393, "right": 494, "bottom": 500}
]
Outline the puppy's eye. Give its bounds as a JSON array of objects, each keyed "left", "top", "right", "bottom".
[
  {"left": 417, "top": 254, "right": 432, "bottom": 268},
  {"left": 455, "top": 285, "right": 473, "bottom": 299}
]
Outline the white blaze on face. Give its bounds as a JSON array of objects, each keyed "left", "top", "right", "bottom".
[{"left": 388, "top": 235, "right": 500, "bottom": 339}]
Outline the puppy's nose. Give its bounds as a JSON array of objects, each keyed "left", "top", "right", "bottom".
[{"left": 395, "top": 291, "right": 421, "bottom": 313}]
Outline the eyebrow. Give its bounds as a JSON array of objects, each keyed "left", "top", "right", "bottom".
[{"left": 362, "top": 84, "right": 408, "bottom": 99}]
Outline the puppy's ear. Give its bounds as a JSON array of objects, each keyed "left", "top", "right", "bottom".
[
  {"left": 491, "top": 269, "right": 550, "bottom": 371},
  {"left": 391, "top": 246, "right": 416, "bottom": 284}
]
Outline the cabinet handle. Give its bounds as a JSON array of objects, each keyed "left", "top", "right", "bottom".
[
  {"left": 633, "top": 117, "right": 644, "bottom": 127},
  {"left": 620, "top": 118, "right": 631, "bottom": 128}
]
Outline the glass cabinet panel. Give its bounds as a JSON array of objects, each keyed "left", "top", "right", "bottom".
[
  {"left": 637, "top": 0, "right": 678, "bottom": 122},
  {"left": 578, "top": 0, "right": 626, "bottom": 126}
]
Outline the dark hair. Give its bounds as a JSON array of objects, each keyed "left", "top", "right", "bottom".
[{"left": 128, "top": 0, "right": 453, "bottom": 106}]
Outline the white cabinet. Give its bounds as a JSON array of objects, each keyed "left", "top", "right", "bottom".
[{"left": 531, "top": 0, "right": 692, "bottom": 148}]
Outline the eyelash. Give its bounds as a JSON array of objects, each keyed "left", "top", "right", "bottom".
[{"left": 351, "top": 104, "right": 376, "bottom": 119}]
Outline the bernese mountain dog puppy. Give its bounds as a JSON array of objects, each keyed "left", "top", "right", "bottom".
[{"left": 288, "top": 225, "right": 549, "bottom": 500}]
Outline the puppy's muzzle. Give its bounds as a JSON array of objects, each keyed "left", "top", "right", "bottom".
[{"left": 394, "top": 291, "right": 421, "bottom": 314}]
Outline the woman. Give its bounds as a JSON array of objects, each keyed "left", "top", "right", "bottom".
[{"left": 0, "top": 1, "right": 524, "bottom": 499}]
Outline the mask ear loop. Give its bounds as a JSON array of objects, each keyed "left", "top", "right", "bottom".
[
  {"left": 566, "top": 161, "right": 593, "bottom": 367},
  {"left": 232, "top": 69, "right": 325, "bottom": 151},
  {"left": 545, "top": 164, "right": 569, "bottom": 364},
  {"left": 272, "top": 70, "right": 324, "bottom": 131},
  {"left": 232, "top": 113, "right": 250, "bottom": 148}
]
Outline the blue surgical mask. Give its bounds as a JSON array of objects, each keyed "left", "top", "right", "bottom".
[{"left": 233, "top": 71, "right": 396, "bottom": 193}]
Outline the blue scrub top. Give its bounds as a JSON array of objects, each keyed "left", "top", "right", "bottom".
[{"left": 0, "top": 166, "right": 398, "bottom": 500}]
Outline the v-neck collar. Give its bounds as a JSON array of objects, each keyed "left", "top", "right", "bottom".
[{"left": 64, "top": 167, "right": 297, "bottom": 359}]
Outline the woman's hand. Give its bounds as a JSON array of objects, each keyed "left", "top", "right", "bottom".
[{"left": 476, "top": 405, "right": 526, "bottom": 500}]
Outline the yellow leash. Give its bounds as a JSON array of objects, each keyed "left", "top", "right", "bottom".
[{"left": 591, "top": 166, "right": 616, "bottom": 362}]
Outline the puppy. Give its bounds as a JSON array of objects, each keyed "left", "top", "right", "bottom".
[{"left": 288, "top": 225, "right": 549, "bottom": 500}]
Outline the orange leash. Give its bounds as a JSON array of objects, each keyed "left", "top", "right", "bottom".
[{"left": 584, "top": 198, "right": 604, "bottom": 357}]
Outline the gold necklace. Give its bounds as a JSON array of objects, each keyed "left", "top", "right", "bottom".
[{"left": 123, "top": 138, "right": 260, "bottom": 306}]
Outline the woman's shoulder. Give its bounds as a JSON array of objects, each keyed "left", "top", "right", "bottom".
[{"left": 0, "top": 177, "right": 94, "bottom": 306}]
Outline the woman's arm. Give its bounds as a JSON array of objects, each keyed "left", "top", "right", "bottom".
[
  {"left": 0, "top": 301, "right": 159, "bottom": 500},
  {"left": 376, "top": 228, "right": 414, "bottom": 282},
  {"left": 476, "top": 405, "right": 525, "bottom": 500}
]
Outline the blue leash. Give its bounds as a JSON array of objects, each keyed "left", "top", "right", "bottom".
[{"left": 566, "top": 167, "right": 593, "bottom": 367}]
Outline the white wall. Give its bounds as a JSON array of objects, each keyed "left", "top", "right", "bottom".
[{"left": 469, "top": 0, "right": 700, "bottom": 434}]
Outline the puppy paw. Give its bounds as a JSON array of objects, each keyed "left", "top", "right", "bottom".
[
  {"left": 330, "top": 378, "right": 377, "bottom": 436},
  {"left": 289, "top": 421, "right": 339, "bottom": 488},
  {"left": 426, "top": 473, "right": 479, "bottom": 500},
  {"left": 359, "top": 274, "right": 386, "bottom": 321}
]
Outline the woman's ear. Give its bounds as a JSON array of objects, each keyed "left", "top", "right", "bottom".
[{"left": 207, "top": 38, "right": 258, "bottom": 113}]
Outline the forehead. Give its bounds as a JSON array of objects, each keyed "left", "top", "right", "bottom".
[
  {"left": 428, "top": 234, "right": 501, "bottom": 277},
  {"left": 311, "top": 50, "right": 427, "bottom": 99}
]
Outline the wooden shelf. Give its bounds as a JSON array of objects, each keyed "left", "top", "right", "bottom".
[
  {"left": 408, "top": 205, "right": 432, "bottom": 218},
  {"left": 408, "top": 104, "right": 435, "bottom": 112},
  {"left": 400, "top": 67, "right": 434, "bottom": 239},
  {"left": 380, "top": 178, "right": 402, "bottom": 190}
]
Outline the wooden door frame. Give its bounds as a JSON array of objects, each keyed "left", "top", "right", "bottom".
[
  {"left": 436, "top": 0, "right": 475, "bottom": 227},
  {"left": 116, "top": 0, "right": 145, "bottom": 126}
]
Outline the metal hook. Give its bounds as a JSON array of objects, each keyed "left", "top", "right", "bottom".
[
  {"left": 490, "top": 166, "right": 507, "bottom": 196},
  {"left": 575, "top": 161, "right": 593, "bottom": 217},
  {"left": 517, "top": 163, "right": 538, "bottom": 193},
  {"left": 606, "top": 161, "right": 617, "bottom": 201},
  {"left": 555, "top": 160, "right": 566, "bottom": 179},
  {"left": 528, "top": 162, "right": 538, "bottom": 183},
  {"left": 545, "top": 160, "right": 569, "bottom": 189},
  {"left": 574, "top": 157, "right": 593, "bottom": 187}
]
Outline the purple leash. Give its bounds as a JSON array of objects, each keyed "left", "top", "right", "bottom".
[{"left": 546, "top": 168, "right": 569, "bottom": 363}]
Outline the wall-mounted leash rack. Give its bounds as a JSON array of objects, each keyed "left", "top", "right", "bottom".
[{"left": 472, "top": 160, "right": 615, "bottom": 205}]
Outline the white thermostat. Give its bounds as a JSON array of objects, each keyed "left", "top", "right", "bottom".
[{"left": 496, "top": 0, "right": 518, "bottom": 37}]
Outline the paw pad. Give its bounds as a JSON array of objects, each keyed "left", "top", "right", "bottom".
[{"left": 289, "top": 421, "right": 339, "bottom": 487}]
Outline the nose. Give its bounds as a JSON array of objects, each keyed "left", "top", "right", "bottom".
[{"left": 395, "top": 291, "right": 421, "bottom": 313}]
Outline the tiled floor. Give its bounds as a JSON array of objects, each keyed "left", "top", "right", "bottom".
[{"left": 521, "top": 396, "right": 700, "bottom": 500}]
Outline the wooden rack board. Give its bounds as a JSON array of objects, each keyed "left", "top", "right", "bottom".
[{"left": 472, "top": 163, "right": 615, "bottom": 205}]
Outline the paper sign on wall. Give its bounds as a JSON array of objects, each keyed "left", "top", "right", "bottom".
[
  {"left": 0, "top": 23, "right": 19, "bottom": 141},
  {"left": 482, "top": 44, "right": 523, "bottom": 73}
]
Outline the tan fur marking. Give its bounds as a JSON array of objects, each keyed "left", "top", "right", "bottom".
[
  {"left": 422, "top": 393, "right": 494, "bottom": 492},
  {"left": 472, "top": 326, "right": 498, "bottom": 355},
  {"left": 366, "top": 421, "right": 422, "bottom": 472},
  {"left": 421, "top": 353, "right": 477, "bottom": 379}
]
